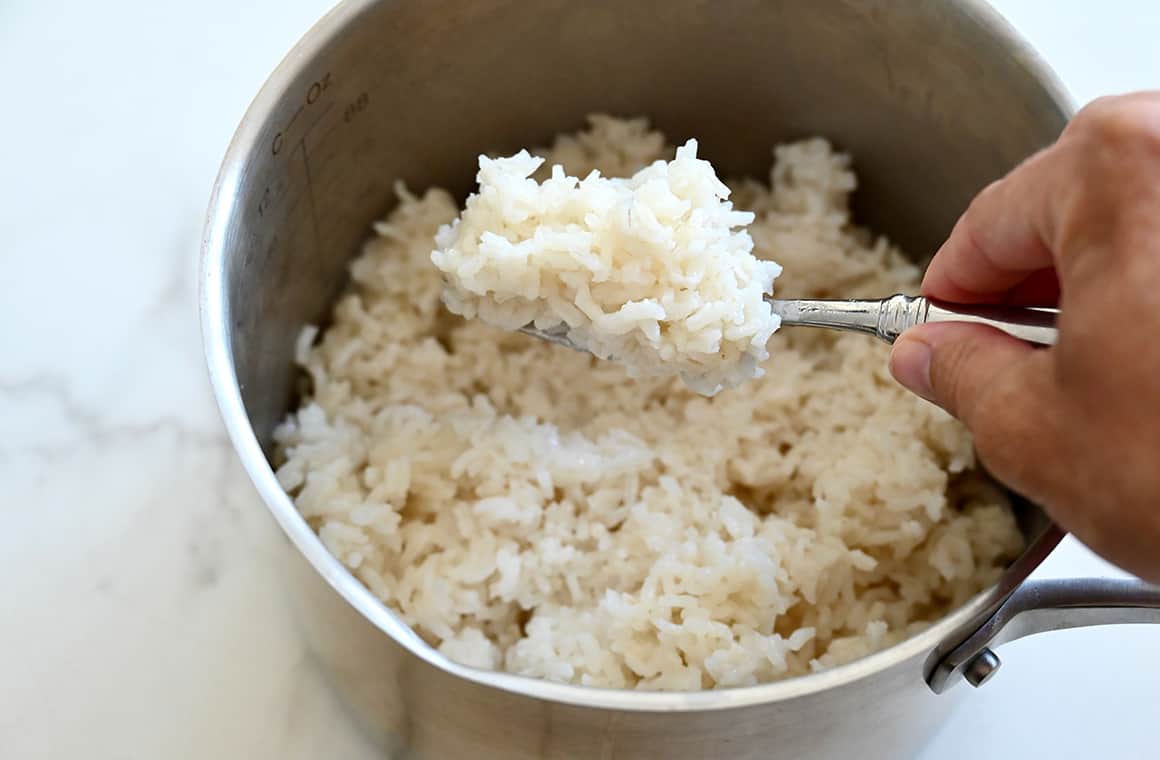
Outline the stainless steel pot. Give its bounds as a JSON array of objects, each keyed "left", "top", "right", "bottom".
[{"left": 200, "top": 1, "right": 1160, "bottom": 757}]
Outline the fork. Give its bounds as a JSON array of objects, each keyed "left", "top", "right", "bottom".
[{"left": 520, "top": 295, "right": 1058, "bottom": 350}]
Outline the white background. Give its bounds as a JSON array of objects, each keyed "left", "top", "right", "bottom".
[{"left": 1, "top": 1, "right": 1157, "bottom": 758}]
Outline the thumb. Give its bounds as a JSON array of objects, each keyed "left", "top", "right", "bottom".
[
  {"left": 892, "top": 323, "right": 1074, "bottom": 558},
  {"left": 889, "top": 322, "right": 1039, "bottom": 430}
]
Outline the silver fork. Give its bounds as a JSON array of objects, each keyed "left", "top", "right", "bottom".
[
  {"left": 767, "top": 294, "right": 1058, "bottom": 345},
  {"left": 520, "top": 295, "right": 1058, "bottom": 351}
]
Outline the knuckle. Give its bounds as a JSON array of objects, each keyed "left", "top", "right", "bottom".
[
  {"left": 1072, "top": 95, "right": 1160, "bottom": 153},
  {"left": 957, "top": 180, "right": 1003, "bottom": 248},
  {"left": 967, "top": 179, "right": 1002, "bottom": 216},
  {"left": 958, "top": 201, "right": 992, "bottom": 261},
  {"left": 1073, "top": 95, "right": 1119, "bottom": 123}
]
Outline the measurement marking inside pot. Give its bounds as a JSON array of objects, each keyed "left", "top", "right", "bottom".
[
  {"left": 303, "top": 102, "right": 334, "bottom": 140},
  {"left": 286, "top": 103, "right": 306, "bottom": 128},
  {"left": 259, "top": 74, "right": 344, "bottom": 224},
  {"left": 311, "top": 120, "right": 343, "bottom": 151},
  {"left": 269, "top": 73, "right": 334, "bottom": 156},
  {"left": 311, "top": 93, "right": 370, "bottom": 151},
  {"left": 298, "top": 137, "right": 323, "bottom": 261}
]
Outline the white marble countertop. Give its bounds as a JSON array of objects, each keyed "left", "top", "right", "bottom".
[{"left": 3, "top": 1, "right": 1158, "bottom": 757}]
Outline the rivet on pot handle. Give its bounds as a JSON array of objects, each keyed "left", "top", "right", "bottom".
[{"left": 926, "top": 576, "right": 1160, "bottom": 693}]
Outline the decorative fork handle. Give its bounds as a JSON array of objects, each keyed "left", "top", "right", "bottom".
[{"left": 768, "top": 295, "right": 1059, "bottom": 346}]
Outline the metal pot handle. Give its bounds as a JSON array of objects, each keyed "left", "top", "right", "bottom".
[{"left": 926, "top": 575, "right": 1160, "bottom": 693}]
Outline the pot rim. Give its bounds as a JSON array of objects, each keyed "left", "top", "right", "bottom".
[{"left": 200, "top": 0, "right": 1076, "bottom": 713}]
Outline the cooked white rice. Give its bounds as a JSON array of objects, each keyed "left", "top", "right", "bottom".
[
  {"left": 431, "top": 140, "right": 781, "bottom": 395},
  {"left": 274, "top": 116, "right": 1023, "bottom": 691}
]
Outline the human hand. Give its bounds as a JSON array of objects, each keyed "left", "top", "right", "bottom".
[{"left": 890, "top": 92, "right": 1160, "bottom": 582}]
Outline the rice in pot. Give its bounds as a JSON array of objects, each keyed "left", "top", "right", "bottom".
[{"left": 274, "top": 116, "right": 1023, "bottom": 691}]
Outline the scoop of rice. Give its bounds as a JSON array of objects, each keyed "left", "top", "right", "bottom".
[
  {"left": 274, "top": 116, "right": 1023, "bottom": 692},
  {"left": 431, "top": 141, "right": 782, "bottom": 395}
]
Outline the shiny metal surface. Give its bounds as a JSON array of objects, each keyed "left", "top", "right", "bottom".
[
  {"left": 517, "top": 321, "right": 587, "bottom": 352},
  {"left": 920, "top": 298, "right": 1058, "bottom": 345},
  {"left": 962, "top": 648, "right": 1003, "bottom": 688},
  {"left": 772, "top": 294, "right": 1058, "bottom": 345},
  {"left": 522, "top": 294, "right": 1058, "bottom": 353},
  {"left": 928, "top": 577, "right": 1160, "bottom": 693},
  {"left": 198, "top": 1, "right": 1154, "bottom": 758}
]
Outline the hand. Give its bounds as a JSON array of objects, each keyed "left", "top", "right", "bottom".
[{"left": 889, "top": 92, "right": 1160, "bottom": 582}]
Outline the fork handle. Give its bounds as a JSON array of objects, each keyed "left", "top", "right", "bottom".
[{"left": 769, "top": 295, "right": 1059, "bottom": 346}]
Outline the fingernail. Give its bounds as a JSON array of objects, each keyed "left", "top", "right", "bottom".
[{"left": 890, "top": 335, "right": 935, "bottom": 401}]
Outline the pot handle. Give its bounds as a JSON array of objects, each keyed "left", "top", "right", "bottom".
[{"left": 926, "top": 576, "right": 1160, "bottom": 694}]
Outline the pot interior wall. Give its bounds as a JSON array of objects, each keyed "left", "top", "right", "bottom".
[{"left": 220, "top": 0, "right": 1068, "bottom": 481}]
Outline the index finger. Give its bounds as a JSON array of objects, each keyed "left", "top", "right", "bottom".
[{"left": 921, "top": 147, "right": 1061, "bottom": 304}]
